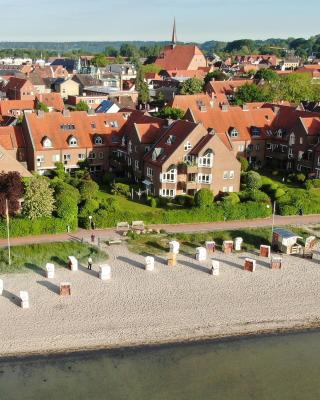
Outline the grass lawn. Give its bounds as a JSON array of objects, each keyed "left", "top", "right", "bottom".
[
  {"left": 127, "top": 226, "right": 317, "bottom": 256},
  {"left": 0, "top": 241, "right": 107, "bottom": 274},
  {"left": 98, "top": 191, "right": 161, "bottom": 214}
]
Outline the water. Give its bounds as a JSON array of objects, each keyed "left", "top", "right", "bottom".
[{"left": 1, "top": 331, "right": 320, "bottom": 400}]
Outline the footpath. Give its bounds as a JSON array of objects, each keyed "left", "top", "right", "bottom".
[{"left": 0, "top": 214, "right": 320, "bottom": 248}]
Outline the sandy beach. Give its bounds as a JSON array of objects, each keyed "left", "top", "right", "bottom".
[{"left": 1, "top": 243, "right": 320, "bottom": 357}]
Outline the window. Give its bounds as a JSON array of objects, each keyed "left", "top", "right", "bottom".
[
  {"left": 238, "top": 144, "right": 245, "bottom": 152},
  {"left": 160, "top": 168, "right": 177, "bottom": 183},
  {"left": 255, "top": 144, "right": 260, "bottom": 151},
  {"left": 228, "top": 186, "right": 234, "bottom": 192},
  {"left": 104, "top": 121, "right": 110, "bottom": 127},
  {"left": 160, "top": 189, "right": 176, "bottom": 198},
  {"left": 91, "top": 122, "right": 96, "bottom": 128},
  {"left": 98, "top": 152, "right": 104, "bottom": 160},
  {"left": 63, "top": 154, "right": 71, "bottom": 161},
  {"left": 198, "top": 151, "right": 213, "bottom": 168},
  {"left": 266, "top": 143, "right": 272, "bottom": 150},
  {"left": 60, "top": 124, "right": 75, "bottom": 130},
  {"left": 146, "top": 167, "right": 153, "bottom": 177},
  {"left": 297, "top": 164, "right": 302, "bottom": 171},
  {"left": 184, "top": 141, "right": 192, "bottom": 151},
  {"left": 197, "top": 174, "right": 212, "bottom": 184},
  {"left": 78, "top": 154, "right": 85, "bottom": 160},
  {"left": 251, "top": 126, "right": 261, "bottom": 137},
  {"left": 94, "top": 136, "right": 103, "bottom": 145},
  {"left": 222, "top": 187, "right": 228, "bottom": 192},
  {"left": 110, "top": 121, "right": 118, "bottom": 128},
  {"left": 128, "top": 157, "right": 132, "bottom": 166},
  {"left": 298, "top": 151, "right": 303, "bottom": 161},
  {"left": 229, "top": 128, "right": 239, "bottom": 138},
  {"left": 88, "top": 151, "right": 96, "bottom": 159},
  {"left": 300, "top": 137, "right": 303, "bottom": 145},
  {"left": 223, "top": 170, "right": 234, "bottom": 180},
  {"left": 188, "top": 173, "right": 196, "bottom": 182},
  {"left": 42, "top": 137, "right": 52, "bottom": 148},
  {"left": 52, "top": 154, "right": 60, "bottom": 162},
  {"left": 288, "top": 148, "right": 293, "bottom": 157},
  {"left": 68, "top": 136, "right": 77, "bottom": 146},
  {"left": 135, "top": 160, "right": 140, "bottom": 170},
  {"left": 36, "top": 155, "right": 44, "bottom": 163},
  {"left": 317, "top": 156, "right": 320, "bottom": 166},
  {"left": 128, "top": 141, "right": 132, "bottom": 153},
  {"left": 145, "top": 146, "right": 150, "bottom": 153},
  {"left": 289, "top": 133, "right": 295, "bottom": 146}
]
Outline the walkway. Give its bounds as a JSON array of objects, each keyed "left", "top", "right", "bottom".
[{"left": 0, "top": 214, "right": 320, "bottom": 248}]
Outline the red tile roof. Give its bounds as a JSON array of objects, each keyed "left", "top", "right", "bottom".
[
  {"left": 144, "top": 120, "right": 204, "bottom": 166},
  {"left": 4, "top": 77, "right": 30, "bottom": 91},
  {"left": 155, "top": 44, "right": 206, "bottom": 71},
  {"left": 0, "top": 126, "right": 25, "bottom": 150},
  {"left": 122, "top": 111, "right": 166, "bottom": 144},
  {"left": 300, "top": 117, "right": 320, "bottom": 136},
  {"left": 170, "top": 94, "right": 215, "bottom": 112},
  {"left": 166, "top": 69, "right": 206, "bottom": 79},
  {"left": 25, "top": 111, "right": 128, "bottom": 151},
  {"left": 0, "top": 99, "right": 36, "bottom": 116},
  {"left": 206, "top": 79, "right": 252, "bottom": 96},
  {"left": 36, "top": 93, "right": 64, "bottom": 111}
]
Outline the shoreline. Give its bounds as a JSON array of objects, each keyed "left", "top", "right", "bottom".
[
  {"left": 2, "top": 319, "right": 320, "bottom": 361},
  {"left": 1, "top": 244, "right": 320, "bottom": 362}
]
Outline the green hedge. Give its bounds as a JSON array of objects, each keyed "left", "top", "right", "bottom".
[{"left": 0, "top": 217, "right": 76, "bottom": 238}]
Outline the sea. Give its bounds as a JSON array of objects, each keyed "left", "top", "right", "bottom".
[{"left": 1, "top": 330, "right": 320, "bottom": 400}]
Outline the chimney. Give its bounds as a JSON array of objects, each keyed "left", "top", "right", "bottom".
[
  {"left": 210, "top": 100, "right": 215, "bottom": 108},
  {"left": 37, "top": 110, "right": 45, "bottom": 118},
  {"left": 242, "top": 103, "right": 249, "bottom": 111},
  {"left": 63, "top": 109, "right": 70, "bottom": 117},
  {"left": 221, "top": 103, "right": 229, "bottom": 112},
  {"left": 88, "top": 108, "right": 95, "bottom": 115}
]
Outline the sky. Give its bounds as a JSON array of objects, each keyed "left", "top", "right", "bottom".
[{"left": 0, "top": 0, "right": 319, "bottom": 42}]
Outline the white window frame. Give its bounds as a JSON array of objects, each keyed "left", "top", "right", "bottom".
[
  {"left": 197, "top": 173, "right": 212, "bottom": 184},
  {"left": 146, "top": 167, "right": 153, "bottom": 177},
  {"left": 52, "top": 154, "right": 60, "bottom": 162},
  {"left": 37, "top": 155, "right": 44, "bottom": 162},
  {"left": 88, "top": 151, "right": 96, "bottom": 159},
  {"left": 63, "top": 154, "right": 71, "bottom": 161},
  {"left": 160, "top": 189, "right": 176, "bottom": 198},
  {"left": 94, "top": 136, "right": 103, "bottom": 145},
  {"left": 135, "top": 160, "right": 140, "bottom": 170},
  {"left": 69, "top": 137, "right": 78, "bottom": 147},
  {"left": 238, "top": 144, "right": 245, "bottom": 152},
  {"left": 160, "top": 168, "right": 177, "bottom": 183},
  {"left": 184, "top": 141, "right": 192, "bottom": 151},
  {"left": 78, "top": 153, "right": 85, "bottom": 160},
  {"left": 229, "top": 170, "right": 235, "bottom": 179},
  {"left": 43, "top": 138, "right": 52, "bottom": 148},
  {"left": 198, "top": 152, "right": 213, "bottom": 168},
  {"left": 98, "top": 152, "right": 104, "bottom": 160}
]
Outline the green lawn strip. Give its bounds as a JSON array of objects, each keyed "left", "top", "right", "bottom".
[
  {"left": 127, "top": 225, "right": 318, "bottom": 256},
  {"left": 0, "top": 241, "right": 107, "bottom": 274}
]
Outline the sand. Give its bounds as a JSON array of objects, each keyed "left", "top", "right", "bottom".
[{"left": 1, "top": 244, "right": 320, "bottom": 357}]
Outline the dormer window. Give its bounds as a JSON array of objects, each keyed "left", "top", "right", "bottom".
[
  {"left": 94, "top": 136, "right": 103, "bottom": 145},
  {"left": 68, "top": 136, "right": 78, "bottom": 147},
  {"left": 251, "top": 126, "right": 261, "bottom": 137},
  {"left": 166, "top": 135, "right": 176, "bottom": 145},
  {"left": 229, "top": 127, "right": 239, "bottom": 138},
  {"left": 42, "top": 136, "right": 52, "bottom": 148}
]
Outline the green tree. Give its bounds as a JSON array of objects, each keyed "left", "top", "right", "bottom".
[
  {"left": 91, "top": 53, "right": 108, "bottom": 67},
  {"left": 235, "top": 83, "right": 271, "bottom": 105},
  {"left": 141, "top": 64, "right": 162, "bottom": 74},
  {"left": 120, "top": 43, "right": 139, "bottom": 58},
  {"left": 104, "top": 46, "right": 119, "bottom": 57},
  {"left": 136, "top": 67, "right": 150, "bottom": 105},
  {"left": 22, "top": 176, "right": 55, "bottom": 219},
  {"left": 204, "top": 70, "right": 226, "bottom": 84},
  {"left": 156, "top": 107, "right": 184, "bottom": 120},
  {"left": 245, "top": 171, "right": 262, "bottom": 190},
  {"left": 255, "top": 69, "right": 278, "bottom": 82},
  {"left": 54, "top": 182, "right": 79, "bottom": 224},
  {"left": 271, "top": 73, "right": 318, "bottom": 103},
  {"left": 36, "top": 101, "right": 49, "bottom": 112},
  {"left": 180, "top": 78, "right": 204, "bottom": 95},
  {"left": 74, "top": 101, "right": 89, "bottom": 112},
  {"left": 194, "top": 189, "right": 213, "bottom": 208},
  {"left": 238, "top": 156, "right": 249, "bottom": 172},
  {"left": 79, "top": 179, "right": 99, "bottom": 201},
  {"left": 52, "top": 162, "right": 67, "bottom": 180}
]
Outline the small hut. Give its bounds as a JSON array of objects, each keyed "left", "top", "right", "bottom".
[{"left": 272, "top": 228, "right": 302, "bottom": 254}]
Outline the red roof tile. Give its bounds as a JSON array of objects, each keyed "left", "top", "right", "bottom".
[
  {"left": 0, "top": 99, "right": 36, "bottom": 116},
  {"left": 0, "top": 126, "right": 25, "bottom": 150},
  {"left": 155, "top": 44, "right": 206, "bottom": 71}
]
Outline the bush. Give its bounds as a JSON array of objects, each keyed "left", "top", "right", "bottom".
[
  {"left": 0, "top": 216, "right": 75, "bottom": 238},
  {"left": 149, "top": 197, "right": 158, "bottom": 208},
  {"left": 274, "top": 188, "right": 286, "bottom": 199},
  {"left": 246, "top": 189, "right": 270, "bottom": 203},
  {"left": 78, "top": 179, "right": 99, "bottom": 201},
  {"left": 245, "top": 171, "right": 262, "bottom": 190},
  {"left": 194, "top": 189, "right": 213, "bottom": 208},
  {"left": 238, "top": 156, "right": 249, "bottom": 172},
  {"left": 305, "top": 179, "right": 320, "bottom": 190},
  {"left": 222, "top": 192, "right": 240, "bottom": 205},
  {"left": 174, "top": 194, "right": 195, "bottom": 207},
  {"left": 111, "top": 182, "right": 131, "bottom": 198},
  {"left": 296, "top": 173, "right": 306, "bottom": 183}
]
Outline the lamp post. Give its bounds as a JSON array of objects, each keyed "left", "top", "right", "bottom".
[
  {"left": 5, "top": 199, "right": 11, "bottom": 266},
  {"left": 88, "top": 215, "right": 93, "bottom": 229},
  {"left": 271, "top": 201, "right": 276, "bottom": 235}
]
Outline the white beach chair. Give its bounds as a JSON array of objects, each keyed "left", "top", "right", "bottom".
[
  {"left": 19, "top": 291, "right": 29, "bottom": 309},
  {"left": 45, "top": 263, "right": 55, "bottom": 279},
  {"left": 99, "top": 265, "right": 111, "bottom": 280},
  {"left": 145, "top": 256, "right": 155, "bottom": 271}
]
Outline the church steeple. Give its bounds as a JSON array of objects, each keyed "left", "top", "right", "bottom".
[{"left": 172, "top": 18, "right": 177, "bottom": 46}]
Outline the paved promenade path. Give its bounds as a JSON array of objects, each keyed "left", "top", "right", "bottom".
[{"left": 0, "top": 214, "right": 320, "bottom": 248}]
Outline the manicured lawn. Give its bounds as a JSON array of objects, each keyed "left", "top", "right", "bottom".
[
  {"left": 127, "top": 226, "right": 317, "bottom": 255},
  {"left": 0, "top": 241, "right": 107, "bottom": 274},
  {"left": 98, "top": 191, "right": 160, "bottom": 214}
]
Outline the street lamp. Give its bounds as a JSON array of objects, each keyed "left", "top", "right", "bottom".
[
  {"left": 88, "top": 215, "right": 92, "bottom": 229},
  {"left": 5, "top": 199, "right": 11, "bottom": 266}
]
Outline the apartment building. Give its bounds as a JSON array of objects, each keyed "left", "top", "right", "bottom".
[{"left": 22, "top": 110, "right": 128, "bottom": 175}]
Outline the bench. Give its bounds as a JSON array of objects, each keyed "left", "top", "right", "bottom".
[
  {"left": 116, "top": 222, "right": 130, "bottom": 232},
  {"left": 106, "top": 238, "right": 122, "bottom": 245},
  {"left": 131, "top": 220, "right": 145, "bottom": 231}
]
